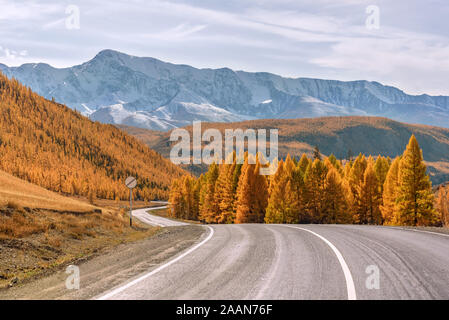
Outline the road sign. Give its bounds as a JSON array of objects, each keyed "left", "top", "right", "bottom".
[
  {"left": 125, "top": 176, "right": 137, "bottom": 189},
  {"left": 125, "top": 176, "right": 137, "bottom": 227}
]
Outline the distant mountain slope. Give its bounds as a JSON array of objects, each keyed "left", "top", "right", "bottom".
[
  {"left": 1, "top": 49, "right": 449, "bottom": 130},
  {"left": 118, "top": 116, "right": 449, "bottom": 184},
  {"left": 0, "top": 72, "right": 187, "bottom": 200}
]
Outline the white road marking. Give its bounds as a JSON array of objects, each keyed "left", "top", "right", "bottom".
[
  {"left": 133, "top": 206, "right": 189, "bottom": 227},
  {"left": 96, "top": 225, "right": 214, "bottom": 300},
  {"left": 383, "top": 226, "right": 449, "bottom": 238},
  {"left": 281, "top": 225, "right": 357, "bottom": 300}
]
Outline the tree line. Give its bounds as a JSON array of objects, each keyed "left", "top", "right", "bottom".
[{"left": 169, "top": 135, "right": 447, "bottom": 226}]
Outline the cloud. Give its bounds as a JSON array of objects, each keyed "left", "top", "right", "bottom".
[
  {"left": 0, "top": 0, "right": 448, "bottom": 95},
  {"left": 142, "top": 23, "right": 207, "bottom": 40}
]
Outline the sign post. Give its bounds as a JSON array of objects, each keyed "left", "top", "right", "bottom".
[{"left": 125, "top": 176, "right": 137, "bottom": 227}]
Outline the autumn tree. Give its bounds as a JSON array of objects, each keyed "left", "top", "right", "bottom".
[
  {"left": 360, "top": 160, "right": 382, "bottom": 224},
  {"left": 347, "top": 153, "right": 367, "bottom": 223},
  {"left": 436, "top": 185, "right": 449, "bottom": 227},
  {"left": 380, "top": 157, "right": 401, "bottom": 225},
  {"left": 169, "top": 178, "right": 183, "bottom": 218},
  {"left": 298, "top": 154, "right": 310, "bottom": 175},
  {"left": 215, "top": 160, "right": 237, "bottom": 223},
  {"left": 374, "top": 156, "right": 390, "bottom": 196},
  {"left": 394, "top": 135, "right": 437, "bottom": 226},
  {"left": 323, "top": 167, "right": 351, "bottom": 224},
  {"left": 265, "top": 155, "right": 301, "bottom": 223},
  {"left": 235, "top": 155, "right": 268, "bottom": 223},
  {"left": 304, "top": 159, "right": 328, "bottom": 223},
  {"left": 199, "top": 162, "right": 220, "bottom": 223}
]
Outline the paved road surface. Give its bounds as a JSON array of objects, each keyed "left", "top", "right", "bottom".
[
  {"left": 99, "top": 209, "right": 449, "bottom": 300},
  {"left": 133, "top": 207, "right": 188, "bottom": 227}
]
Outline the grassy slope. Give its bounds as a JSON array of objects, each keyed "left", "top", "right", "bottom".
[
  {"left": 119, "top": 116, "right": 449, "bottom": 184},
  {"left": 0, "top": 170, "right": 160, "bottom": 288},
  {"left": 0, "top": 170, "right": 95, "bottom": 212}
]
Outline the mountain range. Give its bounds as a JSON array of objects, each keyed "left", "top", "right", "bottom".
[{"left": 1, "top": 49, "right": 449, "bottom": 131}]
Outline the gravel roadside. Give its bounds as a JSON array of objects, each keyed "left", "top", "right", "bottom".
[{"left": 0, "top": 225, "right": 205, "bottom": 300}]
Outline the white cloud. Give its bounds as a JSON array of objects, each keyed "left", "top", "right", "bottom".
[{"left": 0, "top": 0, "right": 448, "bottom": 95}]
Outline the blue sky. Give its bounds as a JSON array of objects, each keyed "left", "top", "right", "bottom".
[{"left": 0, "top": 0, "right": 448, "bottom": 95}]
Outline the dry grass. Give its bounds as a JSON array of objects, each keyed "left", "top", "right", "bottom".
[
  {"left": 0, "top": 170, "right": 95, "bottom": 212},
  {"left": 0, "top": 205, "right": 160, "bottom": 288},
  {"left": 0, "top": 201, "right": 127, "bottom": 240},
  {"left": 0, "top": 170, "right": 161, "bottom": 288},
  {"left": 68, "top": 196, "right": 162, "bottom": 212}
]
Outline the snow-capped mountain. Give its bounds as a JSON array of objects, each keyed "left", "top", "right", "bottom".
[{"left": 1, "top": 49, "right": 449, "bottom": 130}]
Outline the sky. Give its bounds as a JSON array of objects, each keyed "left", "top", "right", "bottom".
[{"left": 0, "top": 0, "right": 448, "bottom": 95}]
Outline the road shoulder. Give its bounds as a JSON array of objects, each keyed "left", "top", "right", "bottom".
[{"left": 0, "top": 225, "right": 205, "bottom": 300}]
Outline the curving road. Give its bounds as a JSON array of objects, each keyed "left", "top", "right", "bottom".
[
  {"left": 133, "top": 206, "right": 188, "bottom": 227},
  {"left": 99, "top": 209, "right": 449, "bottom": 300}
]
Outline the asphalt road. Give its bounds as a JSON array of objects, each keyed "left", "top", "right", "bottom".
[
  {"left": 99, "top": 210, "right": 449, "bottom": 300},
  {"left": 133, "top": 207, "right": 188, "bottom": 227}
]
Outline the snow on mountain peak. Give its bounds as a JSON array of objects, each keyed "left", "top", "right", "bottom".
[{"left": 2, "top": 49, "right": 449, "bottom": 131}]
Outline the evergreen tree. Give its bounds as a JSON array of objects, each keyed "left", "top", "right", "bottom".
[
  {"left": 313, "top": 146, "right": 321, "bottom": 160},
  {"left": 347, "top": 149, "right": 354, "bottom": 162}
]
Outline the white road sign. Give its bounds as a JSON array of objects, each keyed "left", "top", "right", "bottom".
[{"left": 125, "top": 176, "right": 137, "bottom": 189}]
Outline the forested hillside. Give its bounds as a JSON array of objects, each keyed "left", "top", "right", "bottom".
[
  {"left": 120, "top": 117, "right": 449, "bottom": 184},
  {"left": 0, "top": 72, "right": 186, "bottom": 200}
]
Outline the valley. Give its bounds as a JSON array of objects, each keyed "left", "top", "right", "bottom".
[{"left": 119, "top": 116, "right": 449, "bottom": 184}]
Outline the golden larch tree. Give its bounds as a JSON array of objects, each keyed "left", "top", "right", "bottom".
[
  {"left": 360, "top": 160, "right": 382, "bottom": 224},
  {"left": 323, "top": 167, "right": 351, "bottom": 224},
  {"left": 394, "top": 135, "right": 437, "bottom": 226},
  {"left": 304, "top": 159, "right": 328, "bottom": 223},
  {"left": 436, "top": 185, "right": 449, "bottom": 227},
  {"left": 199, "top": 162, "right": 220, "bottom": 223},
  {"left": 380, "top": 157, "right": 401, "bottom": 225}
]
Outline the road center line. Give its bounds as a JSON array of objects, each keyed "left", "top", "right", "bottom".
[
  {"left": 281, "top": 225, "right": 357, "bottom": 300},
  {"left": 96, "top": 225, "right": 214, "bottom": 300}
]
